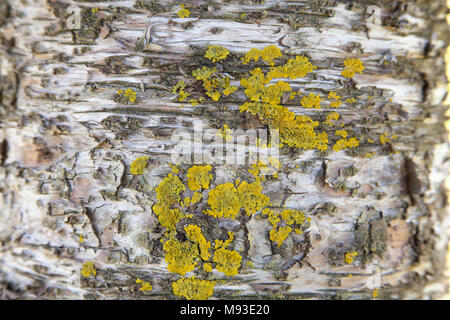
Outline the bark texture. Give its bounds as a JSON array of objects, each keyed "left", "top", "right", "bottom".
[{"left": 0, "top": 0, "right": 449, "bottom": 299}]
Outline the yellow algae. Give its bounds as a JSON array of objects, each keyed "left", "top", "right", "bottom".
[
  {"left": 81, "top": 262, "right": 96, "bottom": 278},
  {"left": 186, "top": 165, "right": 213, "bottom": 191},
  {"left": 269, "top": 226, "right": 292, "bottom": 247},
  {"left": 172, "top": 276, "right": 215, "bottom": 300},
  {"left": 177, "top": 4, "right": 190, "bottom": 18},
  {"left": 205, "top": 183, "right": 241, "bottom": 219},
  {"left": 237, "top": 179, "right": 270, "bottom": 215},
  {"left": 163, "top": 238, "right": 199, "bottom": 275},
  {"left": 205, "top": 45, "right": 230, "bottom": 62},
  {"left": 341, "top": 58, "right": 364, "bottom": 78},
  {"left": 130, "top": 156, "right": 149, "bottom": 175},
  {"left": 185, "top": 224, "right": 211, "bottom": 261},
  {"left": 301, "top": 93, "right": 322, "bottom": 109},
  {"left": 345, "top": 251, "right": 358, "bottom": 264},
  {"left": 136, "top": 278, "right": 152, "bottom": 291}
]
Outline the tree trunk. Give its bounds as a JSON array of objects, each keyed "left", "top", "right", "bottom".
[{"left": 0, "top": 0, "right": 448, "bottom": 300}]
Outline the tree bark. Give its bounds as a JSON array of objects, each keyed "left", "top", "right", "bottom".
[{"left": 0, "top": 0, "right": 448, "bottom": 299}]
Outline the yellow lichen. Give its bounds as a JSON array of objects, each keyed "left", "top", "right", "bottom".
[
  {"left": 213, "top": 247, "right": 242, "bottom": 276},
  {"left": 136, "top": 278, "right": 152, "bottom": 291},
  {"left": 192, "top": 66, "right": 237, "bottom": 101},
  {"left": 266, "top": 55, "right": 316, "bottom": 80},
  {"left": 301, "top": 93, "right": 322, "bottom": 109},
  {"left": 153, "top": 206, "right": 184, "bottom": 232},
  {"left": 213, "top": 232, "right": 242, "bottom": 276},
  {"left": 372, "top": 289, "right": 379, "bottom": 298},
  {"left": 240, "top": 102, "right": 328, "bottom": 151},
  {"left": 332, "top": 134, "right": 359, "bottom": 152},
  {"left": 186, "top": 165, "right": 212, "bottom": 191},
  {"left": 81, "top": 262, "right": 96, "bottom": 278},
  {"left": 177, "top": 4, "right": 190, "bottom": 18},
  {"left": 269, "top": 226, "right": 292, "bottom": 247},
  {"left": 163, "top": 237, "right": 199, "bottom": 275},
  {"left": 325, "top": 111, "right": 340, "bottom": 124},
  {"left": 242, "top": 48, "right": 261, "bottom": 64},
  {"left": 216, "top": 124, "right": 233, "bottom": 142},
  {"left": 328, "top": 91, "right": 342, "bottom": 108},
  {"left": 153, "top": 172, "right": 186, "bottom": 233},
  {"left": 237, "top": 179, "right": 270, "bottom": 215},
  {"left": 280, "top": 209, "right": 306, "bottom": 225},
  {"left": 118, "top": 88, "right": 137, "bottom": 103},
  {"left": 380, "top": 132, "right": 391, "bottom": 145},
  {"left": 185, "top": 224, "right": 211, "bottom": 261},
  {"left": 172, "top": 81, "right": 190, "bottom": 102},
  {"left": 241, "top": 45, "right": 282, "bottom": 66},
  {"left": 155, "top": 173, "right": 186, "bottom": 207},
  {"left": 205, "top": 183, "right": 241, "bottom": 219},
  {"left": 172, "top": 276, "right": 215, "bottom": 300},
  {"left": 341, "top": 58, "right": 364, "bottom": 78},
  {"left": 345, "top": 251, "right": 358, "bottom": 264},
  {"left": 203, "top": 263, "right": 212, "bottom": 272},
  {"left": 130, "top": 156, "right": 149, "bottom": 175},
  {"left": 260, "top": 45, "right": 282, "bottom": 66},
  {"left": 205, "top": 45, "right": 230, "bottom": 62}
]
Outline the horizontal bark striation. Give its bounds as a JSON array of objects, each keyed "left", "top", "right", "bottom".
[{"left": 0, "top": 0, "right": 448, "bottom": 299}]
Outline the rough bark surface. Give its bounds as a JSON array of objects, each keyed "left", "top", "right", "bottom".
[{"left": 0, "top": 0, "right": 448, "bottom": 299}]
